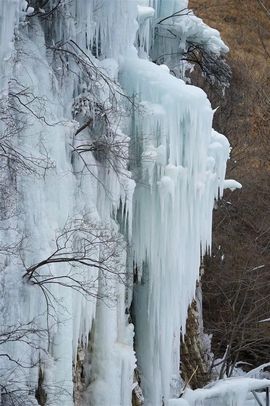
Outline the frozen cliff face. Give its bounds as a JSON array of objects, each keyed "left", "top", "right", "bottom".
[
  {"left": 120, "top": 59, "right": 229, "bottom": 405},
  {"left": 0, "top": 1, "right": 229, "bottom": 405},
  {"left": 138, "top": 0, "right": 230, "bottom": 85}
]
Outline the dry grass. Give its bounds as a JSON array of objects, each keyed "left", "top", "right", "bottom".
[{"left": 187, "top": 0, "right": 270, "bottom": 375}]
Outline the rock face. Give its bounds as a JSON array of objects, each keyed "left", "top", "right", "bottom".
[
  {"left": 181, "top": 298, "right": 211, "bottom": 389},
  {"left": 190, "top": 0, "right": 270, "bottom": 374},
  {"left": 132, "top": 369, "right": 144, "bottom": 406},
  {"left": 35, "top": 367, "right": 47, "bottom": 406}
]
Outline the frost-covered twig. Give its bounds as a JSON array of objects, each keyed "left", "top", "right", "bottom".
[
  {"left": 22, "top": 218, "right": 127, "bottom": 299},
  {"left": 157, "top": 8, "right": 192, "bottom": 25},
  {"left": 182, "top": 42, "right": 231, "bottom": 88},
  {"left": 0, "top": 80, "right": 55, "bottom": 175},
  {"left": 26, "top": 0, "right": 63, "bottom": 18}
]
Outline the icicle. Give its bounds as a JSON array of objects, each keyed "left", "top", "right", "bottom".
[{"left": 120, "top": 56, "right": 229, "bottom": 404}]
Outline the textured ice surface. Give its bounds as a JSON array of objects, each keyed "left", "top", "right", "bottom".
[
  {"left": 184, "top": 377, "right": 270, "bottom": 406},
  {"left": 120, "top": 56, "right": 229, "bottom": 405}
]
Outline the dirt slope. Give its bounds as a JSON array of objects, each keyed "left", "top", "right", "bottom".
[{"left": 185, "top": 0, "right": 270, "bottom": 381}]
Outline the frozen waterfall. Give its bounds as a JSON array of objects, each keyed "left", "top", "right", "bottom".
[{"left": 0, "top": 1, "right": 231, "bottom": 405}]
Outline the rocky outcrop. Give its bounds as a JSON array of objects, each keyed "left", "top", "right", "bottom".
[{"left": 181, "top": 293, "right": 211, "bottom": 389}]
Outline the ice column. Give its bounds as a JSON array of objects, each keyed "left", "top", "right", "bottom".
[{"left": 120, "top": 56, "right": 230, "bottom": 404}]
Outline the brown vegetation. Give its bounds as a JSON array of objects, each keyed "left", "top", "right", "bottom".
[{"left": 188, "top": 0, "right": 270, "bottom": 378}]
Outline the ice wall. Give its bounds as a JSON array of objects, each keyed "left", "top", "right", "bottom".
[
  {"left": 120, "top": 59, "right": 229, "bottom": 404},
  {"left": 0, "top": 1, "right": 230, "bottom": 405}
]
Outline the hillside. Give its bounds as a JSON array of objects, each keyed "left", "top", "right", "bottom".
[{"left": 190, "top": 0, "right": 270, "bottom": 377}]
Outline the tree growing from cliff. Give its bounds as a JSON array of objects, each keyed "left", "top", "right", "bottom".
[
  {"left": 0, "top": 79, "right": 54, "bottom": 175},
  {"left": 22, "top": 217, "right": 127, "bottom": 307}
]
